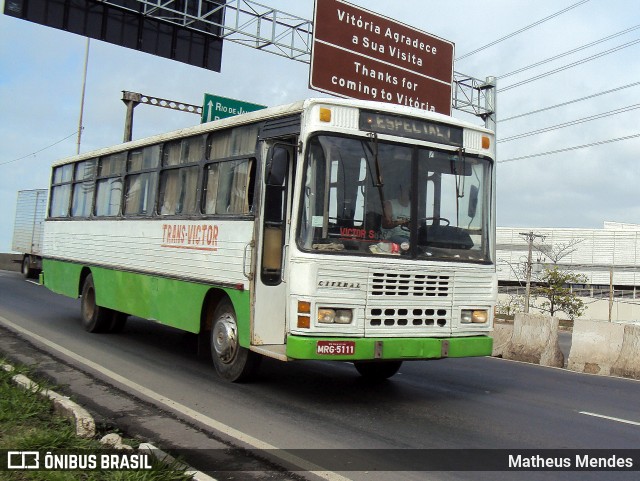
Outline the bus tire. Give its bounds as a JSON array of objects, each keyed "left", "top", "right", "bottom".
[
  {"left": 353, "top": 360, "right": 402, "bottom": 380},
  {"left": 210, "top": 299, "right": 260, "bottom": 382},
  {"left": 80, "top": 274, "right": 112, "bottom": 333}
]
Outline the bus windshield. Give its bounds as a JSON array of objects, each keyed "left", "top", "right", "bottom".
[{"left": 298, "top": 134, "right": 493, "bottom": 263}]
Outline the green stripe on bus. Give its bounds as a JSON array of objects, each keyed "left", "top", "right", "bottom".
[
  {"left": 285, "top": 335, "right": 493, "bottom": 360},
  {"left": 42, "top": 259, "right": 251, "bottom": 344}
]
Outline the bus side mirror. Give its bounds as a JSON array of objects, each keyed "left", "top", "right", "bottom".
[
  {"left": 468, "top": 185, "right": 478, "bottom": 218},
  {"left": 266, "top": 147, "right": 289, "bottom": 186}
]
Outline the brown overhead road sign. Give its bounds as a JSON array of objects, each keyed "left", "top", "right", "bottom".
[{"left": 310, "top": 0, "right": 454, "bottom": 115}]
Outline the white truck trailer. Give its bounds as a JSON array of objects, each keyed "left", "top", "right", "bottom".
[{"left": 12, "top": 189, "right": 47, "bottom": 278}]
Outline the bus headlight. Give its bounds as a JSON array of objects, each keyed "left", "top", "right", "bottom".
[
  {"left": 335, "top": 309, "right": 353, "bottom": 324},
  {"left": 318, "top": 308, "right": 353, "bottom": 324},
  {"left": 461, "top": 309, "right": 488, "bottom": 324}
]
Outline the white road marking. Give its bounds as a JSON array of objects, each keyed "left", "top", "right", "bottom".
[
  {"left": 579, "top": 411, "right": 640, "bottom": 426},
  {"left": 0, "top": 314, "right": 352, "bottom": 481}
]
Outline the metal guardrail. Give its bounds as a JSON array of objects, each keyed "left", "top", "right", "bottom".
[{"left": 498, "top": 285, "right": 640, "bottom": 300}]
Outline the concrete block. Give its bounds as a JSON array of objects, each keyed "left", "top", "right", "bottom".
[
  {"left": 491, "top": 320, "right": 514, "bottom": 357},
  {"left": 49, "top": 390, "right": 96, "bottom": 439},
  {"left": 4, "top": 365, "right": 95, "bottom": 438},
  {"left": 567, "top": 320, "right": 624, "bottom": 376},
  {"left": 611, "top": 323, "right": 640, "bottom": 380},
  {"left": 503, "top": 313, "right": 564, "bottom": 367}
]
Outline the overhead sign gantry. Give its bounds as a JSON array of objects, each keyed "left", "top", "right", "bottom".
[{"left": 4, "top": 0, "right": 495, "bottom": 131}]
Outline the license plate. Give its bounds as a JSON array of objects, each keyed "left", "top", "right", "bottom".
[{"left": 316, "top": 341, "right": 356, "bottom": 356}]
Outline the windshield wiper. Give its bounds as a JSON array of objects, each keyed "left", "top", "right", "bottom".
[
  {"left": 362, "top": 133, "right": 386, "bottom": 209},
  {"left": 363, "top": 132, "right": 384, "bottom": 188},
  {"left": 453, "top": 147, "right": 467, "bottom": 226},
  {"left": 453, "top": 147, "right": 466, "bottom": 200},
  {"left": 370, "top": 132, "right": 384, "bottom": 188}
]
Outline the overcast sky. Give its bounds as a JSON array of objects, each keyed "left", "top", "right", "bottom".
[{"left": 1, "top": 0, "right": 639, "bottom": 253}]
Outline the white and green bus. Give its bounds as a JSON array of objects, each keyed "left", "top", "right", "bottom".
[{"left": 42, "top": 98, "right": 496, "bottom": 381}]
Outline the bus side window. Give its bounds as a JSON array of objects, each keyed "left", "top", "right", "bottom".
[
  {"left": 124, "top": 145, "right": 160, "bottom": 216},
  {"left": 203, "top": 159, "right": 254, "bottom": 215},
  {"left": 95, "top": 153, "right": 125, "bottom": 217},
  {"left": 50, "top": 164, "right": 74, "bottom": 218},
  {"left": 261, "top": 146, "right": 289, "bottom": 285},
  {"left": 158, "top": 166, "right": 199, "bottom": 216}
]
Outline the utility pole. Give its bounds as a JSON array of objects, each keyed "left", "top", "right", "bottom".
[
  {"left": 609, "top": 266, "right": 614, "bottom": 322},
  {"left": 520, "top": 231, "right": 545, "bottom": 313},
  {"left": 76, "top": 38, "right": 90, "bottom": 154}
]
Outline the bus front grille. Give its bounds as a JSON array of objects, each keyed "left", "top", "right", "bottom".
[
  {"left": 370, "top": 271, "right": 451, "bottom": 298},
  {"left": 367, "top": 307, "right": 449, "bottom": 328}
]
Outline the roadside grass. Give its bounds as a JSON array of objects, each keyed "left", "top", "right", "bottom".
[{"left": 0, "top": 360, "right": 193, "bottom": 481}]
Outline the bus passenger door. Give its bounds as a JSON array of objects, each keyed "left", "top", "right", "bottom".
[{"left": 252, "top": 143, "right": 294, "bottom": 346}]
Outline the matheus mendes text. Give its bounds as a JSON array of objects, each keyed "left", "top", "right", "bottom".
[
  {"left": 509, "top": 454, "right": 634, "bottom": 469},
  {"left": 161, "top": 223, "right": 219, "bottom": 252}
]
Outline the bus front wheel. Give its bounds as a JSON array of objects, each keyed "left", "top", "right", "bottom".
[
  {"left": 354, "top": 360, "right": 403, "bottom": 380},
  {"left": 80, "top": 274, "right": 112, "bottom": 333},
  {"left": 210, "top": 300, "right": 260, "bottom": 382}
]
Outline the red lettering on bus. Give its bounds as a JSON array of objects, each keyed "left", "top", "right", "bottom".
[
  {"left": 339, "top": 227, "right": 366, "bottom": 239},
  {"left": 161, "top": 223, "right": 218, "bottom": 251}
]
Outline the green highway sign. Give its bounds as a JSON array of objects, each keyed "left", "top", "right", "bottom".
[{"left": 201, "top": 94, "right": 267, "bottom": 123}]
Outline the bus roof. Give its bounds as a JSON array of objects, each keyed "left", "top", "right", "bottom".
[{"left": 52, "top": 98, "right": 491, "bottom": 167}]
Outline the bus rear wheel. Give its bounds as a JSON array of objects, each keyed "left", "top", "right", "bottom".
[
  {"left": 210, "top": 300, "right": 260, "bottom": 382},
  {"left": 354, "top": 360, "right": 403, "bottom": 380},
  {"left": 80, "top": 274, "right": 112, "bottom": 333}
]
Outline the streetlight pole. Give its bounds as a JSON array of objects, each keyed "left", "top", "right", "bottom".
[{"left": 76, "top": 38, "right": 90, "bottom": 155}]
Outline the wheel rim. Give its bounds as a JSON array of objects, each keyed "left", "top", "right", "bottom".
[{"left": 212, "top": 313, "right": 238, "bottom": 364}]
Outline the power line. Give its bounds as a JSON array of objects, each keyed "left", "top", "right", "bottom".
[
  {"left": 0, "top": 130, "right": 79, "bottom": 167},
  {"left": 498, "top": 104, "right": 640, "bottom": 143},
  {"left": 498, "top": 133, "right": 640, "bottom": 163},
  {"left": 498, "top": 24, "right": 640, "bottom": 79},
  {"left": 455, "top": 0, "right": 590, "bottom": 61},
  {"left": 499, "top": 81, "right": 640, "bottom": 122},
  {"left": 498, "top": 37, "right": 640, "bottom": 92}
]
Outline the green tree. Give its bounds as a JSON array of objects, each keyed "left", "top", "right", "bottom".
[
  {"left": 496, "top": 294, "right": 525, "bottom": 317},
  {"left": 531, "top": 266, "right": 587, "bottom": 319}
]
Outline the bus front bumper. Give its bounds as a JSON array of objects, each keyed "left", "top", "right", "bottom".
[{"left": 285, "top": 335, "right": 493, "bottom": 361}]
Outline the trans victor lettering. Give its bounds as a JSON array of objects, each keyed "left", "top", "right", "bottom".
[{"left": 161, "top": 223, "right": 219, "bottom": 251}]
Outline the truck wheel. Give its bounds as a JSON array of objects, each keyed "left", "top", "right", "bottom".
[
  {"left": 22, "top": 256, "right": 35, "bottom": 279},
  {"left": 210, "top": 299, "right": 260, "bottom": 382},
  {"left": 354, "top": 360, "right": 403, "bottom": 380},
  {"left": 80, "top": 274, "right": 112, "bottom": 333}
]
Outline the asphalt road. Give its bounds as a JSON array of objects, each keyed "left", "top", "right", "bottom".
[{"left": 0, "top": 270, "right": 638, "bottom": 481}]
